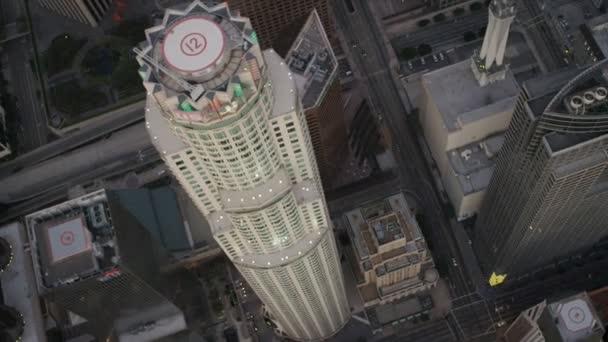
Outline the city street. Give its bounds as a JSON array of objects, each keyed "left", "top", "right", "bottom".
[
  {"left": 0, "top": 99, "right": 146, "bottom": 177},
  {"left": 332, "top": 0, "right": 472, "bottom": 302},
  {"left": 391, "top": 12, "right": 488, "bottom": 53}
]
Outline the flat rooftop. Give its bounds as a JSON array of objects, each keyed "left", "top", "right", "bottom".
[
  {"left": 284, "top": 11, "right": 336, "bottom": 109},
  {"left": 345, "top": 193, "right": 424, "bottom": 260},
  {"left": 447, "top": 134, "right": 504, "bottom": 195},
  {"left": 422, "top": 60, "right": 520, "bottom": 131},
  {"left": 26, "top": 190, "right": 119, "bottom": 291},
  {"left": 547, "top": 292, "right": 605, "bottom": 341}
]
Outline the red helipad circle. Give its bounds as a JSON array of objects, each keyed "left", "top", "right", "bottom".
[
  {"left": 60, "top": 231, "right": 75, "bottom": 246},
  {"left": 162, "top": 16, "right": 226, "bottom": 73}
]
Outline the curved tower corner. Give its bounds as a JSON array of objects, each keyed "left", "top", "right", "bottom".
[{"left": 134, "top": 1, "right": 350, "bottom": 340}]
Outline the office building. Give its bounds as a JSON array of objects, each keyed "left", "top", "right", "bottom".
[
  {"left": 344, "top": 193, "right": 437, "bottom": 307},
  {"left": 25, "top": 189, "right": 188, "bottom": 340},
  {"left": 475, "top": 61, "right": 608, "bottom": 285},
  {"left": 420, "top": 61, "right": 519, "bottom": 220},
  {"left": 505, "top": 292, "right": 605, "bottom": 342},
  {"left": 419, "top": 0, "right": 519, "bottom": 220},
  {"left": 272, "top": 10, "right": 348, "bottom": 186},
  {"left": 136, "top": 2, "right": 350, "bottom": 341},
  {"left": 37, "top": 0, "right": 112, "bottom": 27},
  {"left": 0, "top": 105, "right": 10, "bottom": 159},
  {"left": 0, "top": 223, "right": 46, "bottom": 342}
]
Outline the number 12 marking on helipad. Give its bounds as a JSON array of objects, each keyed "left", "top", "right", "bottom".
[{"left": 180, "top": 32, "right": 207, "bottom": 56}]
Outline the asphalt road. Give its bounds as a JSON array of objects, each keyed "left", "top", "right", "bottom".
[
  {"left": 0, "top": 141, "right": 159, "bottom": 225},
  {"left": 0, "top": 99, "right": 146, "bottom": 177},
  {"left": 332, "top": 0, "right": 472, "bottom": 302},
  {"left": 391, "top": 12, "right": 488, "bottom": 52}
]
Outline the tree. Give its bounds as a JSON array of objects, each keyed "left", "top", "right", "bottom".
[
  {"left": 453, "top": 7, "right": 465, "bottom": 16},
  {"left": 470, "top": 2, "right": 483, "bottom": 11},
  {"left": 433, "top": 13, "right": 446, "bottom": 22},
  {"left": 463, "top": 31, "right": 476, "bottom": 42},
  {"left": 417, "top": 44, "right": 432, "bottom": 56},
  {"left": 400, "top": 47, "right": 418, "bottom": 60},
  {"left": 417, "top": 19, "right": 430, "bottom": 27}
]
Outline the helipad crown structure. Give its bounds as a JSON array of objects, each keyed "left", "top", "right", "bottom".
[{"left": 135, "top": 1, "right": 350, "bottom": 340}]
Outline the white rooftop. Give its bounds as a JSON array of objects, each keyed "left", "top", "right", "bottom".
[
  {"left": 546, "top": 292, "right": 605, "bottom": 341},
  {"left": 162, "top": 16, "right": 226, "bottom": 74},
  {"left": 422, "top": 60, "right": 520, "bottom": 131}
]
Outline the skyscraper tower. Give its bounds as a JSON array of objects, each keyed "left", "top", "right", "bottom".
[
  {"left": 136, "top": 2, "right": 350, "bottom": 340},
  {"left": 471, "top": 0, "right": 516, "bottom": 86},
  {"left": 474, "top": 61, "right": 608, "bottom": 286}
]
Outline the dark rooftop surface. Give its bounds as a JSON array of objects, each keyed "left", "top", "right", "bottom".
[{"left": 282, "top": 10, "right": 336, "bottom": 109}]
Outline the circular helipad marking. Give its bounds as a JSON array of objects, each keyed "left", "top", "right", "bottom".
[
  {"left": 568, "top": 307, "right": 585, "bottom": 323},
  {"left": 60, "top": 231, "right": 75, "bottom": 246},
  {"left": 162, "top": 16, "right": 225, "bottom": 73},
  {"left": 180, "top": 32, "right": 207, "bottom": 56}
]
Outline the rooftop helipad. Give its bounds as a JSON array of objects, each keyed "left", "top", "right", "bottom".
[{"left": 162, "top": 16, "right": 226, "bottom": 73}]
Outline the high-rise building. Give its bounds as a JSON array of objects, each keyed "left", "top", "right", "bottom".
[
  {"left": 36, "top": 0, "right": 112, "bottom": 27},
  {"left": 25, "top": 189, "right": 188, "bottom": 340},
  {"left": 136, "top": 2, "right": 350, "bottom": 341},
  {"left": 344, "top": 193, "right": 437, "bottom": 308},
  {"left": 271, "top": 10, "right": 348, "bottom": 186},
  {"left": 471, "top": 0, "right": 516, "bottom": 86},
  {"left": 475, "top": 61, "right": 608, "bottom": 286},
  {"left": 504, "top": 292, "right": 605, "bottom": 342},
  {"left": 419, "top": 0, "right": 520, "bottom": 220}
]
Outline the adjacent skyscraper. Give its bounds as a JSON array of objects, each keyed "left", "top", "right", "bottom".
[
  {"left": 471, "top": 0, "right": 516, "bottom": 86},
  {"left": 475, "top": 61, "right": 608, "bottom": 285},
  {"left": 136, "top": 2, "right": 350, "bottom": 340},
  {"left": 37, "top": 0, "right": 112, "bottom": 27}
]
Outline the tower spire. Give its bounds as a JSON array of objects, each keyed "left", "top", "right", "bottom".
[{"left": 471, "top": 0, "right": 516, "bottom": 86}]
